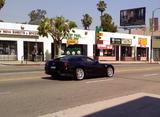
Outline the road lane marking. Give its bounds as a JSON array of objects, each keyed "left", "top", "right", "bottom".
[
  {"left": 0, "top": 76, "right": 46, "bottom": 82},
  {"left": 0, "top": 91, "right": 11, "bottom": 95},
  {"left": 116, "top": 67, "right": 160, "bottom": 73},
  {"left": 85, "top": 79, "right": 113, "bottom": 84},
  {"left": 143, "top": 73, "right": 159, "bottom": 77},
  {"left": 0, "top": 71, "right": 43, "bottom": 75}
]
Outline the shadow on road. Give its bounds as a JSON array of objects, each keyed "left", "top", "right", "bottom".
[
  {"left": 41, "top": 76, "right": 114, "bottom": 81},
  {"left": 41, "top": 76, "right": 75, "bottom": 81},
  {"left": 84, "top": 96, "right": 160, "bottom": 117}
]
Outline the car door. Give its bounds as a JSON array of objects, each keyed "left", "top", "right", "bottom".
[{"left": 82, "top": 57, "right": 103, "bottom": 76}]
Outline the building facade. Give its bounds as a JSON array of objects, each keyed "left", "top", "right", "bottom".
[
  {"left": 131, "top": 28, "right": 160, "bottom": 61},
  {"left": 0, "top": 22, "right": 151, "bottom": 62},
  {"left": 95, "top": 32, "right": 151, "bottom": 62}
]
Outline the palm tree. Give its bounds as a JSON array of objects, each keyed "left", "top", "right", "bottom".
[
  {"left": 81, "top": 14, "right": 92, "bottom": 30},
  {"left": 97, "top": 0, "right": 107, "bottom": 28},
  {"left": 101, "top": 13, "right": 117, "bottom": 32},
  {"left": 0, "top": 0, "right": 5, "bottom": 10},
  {"left": 38, "top": 16, "right": 77, "bottom": 58}
]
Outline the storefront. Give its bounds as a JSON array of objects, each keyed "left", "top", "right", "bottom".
[
  {"left": 0, "top": 22, "right": 151, "bottom": 62},
  {"left": 137, "top": 37, "right": 149, "bottom": 61},
  {"left": 95, "top": 32, "right": 151, "bottom": 62},
  {"left": 152, "top": 36, "right": 160, "bottom": 61},
  {"left": 51, "top": 29, "right": 94, "bottom": 58},
  {"left": 0, "top": 22, "right": 47, "bottom": 61}
]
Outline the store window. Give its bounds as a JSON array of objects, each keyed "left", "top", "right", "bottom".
[
  {"left": 0, "top": 41, "right": 17, "bottom": 55},
  {"left": 103, "top": 45, "right": 115, "bottom": 57},
  {"left": 121, "top": 46, "right": 132, "bottom": 57},
  {"left": 0, "top": 41, "right": 17, "bottom": 61},
  {"left": 137, "top": 47, "right": 146, "bottom": 57},
  {"left": 24, "top": 41, "right": 44, "bottom": 61}
]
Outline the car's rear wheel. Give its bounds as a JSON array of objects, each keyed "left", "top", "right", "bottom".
[
  {"left": 106, "top": 67, "right": 114, "bottom": 77},
  {"left": 75, "top": 68, "right": 85, "bottom": 80}
]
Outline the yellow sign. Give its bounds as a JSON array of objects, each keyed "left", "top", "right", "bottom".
[
  {"left": 66, "top": 39, "right": 78, "bottom": 46},
  {"left": 121, "top": 39, "right": 132, "bottom": 45},
  {"left": 96, "top": 33, "right": 103, "bottom": 40},
  {"left": 138, "top": 38, "right": 147, "bottom": 46}
]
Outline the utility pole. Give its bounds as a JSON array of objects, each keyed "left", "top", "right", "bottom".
[{"left": 151, "top": 8, "right": 160, "bottom": 62}]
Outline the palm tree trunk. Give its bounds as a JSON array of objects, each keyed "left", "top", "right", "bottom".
[
  {"left": 53, "top": 42, "right": 57, "bottom": 59},
  {"left": 57, "top": 43, "right": 61, "bottom": 58}
]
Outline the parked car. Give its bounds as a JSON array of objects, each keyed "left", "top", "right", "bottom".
[{"left": 45, "top": 55, "right": 114, "bottom": 80}]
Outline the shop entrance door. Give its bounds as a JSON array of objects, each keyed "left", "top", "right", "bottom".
[{"left": 24, "top": 41, "right": 44, "bottom": 61}]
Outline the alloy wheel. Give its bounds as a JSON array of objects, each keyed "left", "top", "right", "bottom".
[
  {"left": 75, "top": 68, "right": 85, "bottom": 80},
  {"left": 107, "top": 67, "right": 114, "bottom": 77}
]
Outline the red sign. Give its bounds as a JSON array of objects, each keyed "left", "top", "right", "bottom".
[
  {"left": 97, "top": 44, "right": 113, "bottom": 49},
  {"left": 97, "top": 40, "right": 103, "bottom": 44}
]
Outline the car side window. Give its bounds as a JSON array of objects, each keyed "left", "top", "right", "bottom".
[
  {"left": 69, "top": 57, "right": 82, "bottom": 62},
  {"left": 82, "top": 57, "right": 95, "bottom": 64}
]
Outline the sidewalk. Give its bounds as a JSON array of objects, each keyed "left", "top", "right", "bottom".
[
  {"left": 100, "top": 60, "right": 160, "bottom": 64},
  {"left": 0, "top": 60, "right": 45, "bottom": 66},
  {"left": 39, "top": 92, "right": 160, "bottom": 117},
  {"left": 0, "top": 60, "right": 160, "bottom": 66}
]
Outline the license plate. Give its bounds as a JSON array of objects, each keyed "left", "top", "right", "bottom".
[{"left": 51, "top": 66, "right": 56, "bottom": 69}]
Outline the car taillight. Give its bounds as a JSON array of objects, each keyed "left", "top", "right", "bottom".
[{"left": 64, "top": 62, "right": 69, "bottom": 70}]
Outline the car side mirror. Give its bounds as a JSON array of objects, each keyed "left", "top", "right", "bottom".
[{"left": 95, "top": 60, "right": 99, "bottom": 64}]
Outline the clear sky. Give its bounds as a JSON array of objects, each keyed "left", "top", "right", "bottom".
[{"left": 0, "top": 0, "right": 160, "bottom": 30}]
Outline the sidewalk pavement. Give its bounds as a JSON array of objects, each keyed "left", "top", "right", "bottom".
[
  {"left": 39, "top": 92, "right": 160, "bottom": 117},
  {"left": 0, "top": 60, "right": 45, "bottom": 66},
  {"left": 0, "top": 60, "right": 159, "bottom": 66}
]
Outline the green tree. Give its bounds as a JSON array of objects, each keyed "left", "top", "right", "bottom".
[
  {"left": 28, "top": 9, "right": 47, "bottom": 25},
  {"left": 101, "top": 13, "right": 117, "bottom": 32},
  {"left": 38, "top": 16, "right": 77, "bottom": 58},
  {"left": 97, "top": 0, "right": 107, "bottom": 27},
  {"left": 81, "top": 14, "right": 92, "bottom": 30},
  {"left": 0, "top": 0, "right": 5, "bottom": 10}
]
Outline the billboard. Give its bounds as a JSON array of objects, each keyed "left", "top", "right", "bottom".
[{"left": 120, "top": 7, "right": 146, "bottom": 26}]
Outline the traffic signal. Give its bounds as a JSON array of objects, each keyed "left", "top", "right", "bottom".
[{"left": 96, "top": 33, "right": 103, "bottom": 40}]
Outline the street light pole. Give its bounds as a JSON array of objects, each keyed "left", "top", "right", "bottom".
[{"left": 151, "top": 8, "right": 160, "bottom": 63}]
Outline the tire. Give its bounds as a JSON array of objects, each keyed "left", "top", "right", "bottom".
[
  {"left": 106, "top": 67, "right": 114, "bottom": 77},
  {"left": 75, "top": 68, "right": 85, "bottom": 80}
]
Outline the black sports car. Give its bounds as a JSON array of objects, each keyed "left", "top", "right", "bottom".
[{"left": 45, "top": 55, "right": 114, "bottom": 80}]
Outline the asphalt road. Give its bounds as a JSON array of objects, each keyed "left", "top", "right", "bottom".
[{"left": 0, "top": 64, "right": 160, "bottom": 117}]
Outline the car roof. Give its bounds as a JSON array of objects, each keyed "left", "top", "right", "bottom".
[
  {"left": 61, "top": 55, "right": 86, "bottom": 59},
  {"left": 54, "top": 55, "right": 86, "bottom": 59}
]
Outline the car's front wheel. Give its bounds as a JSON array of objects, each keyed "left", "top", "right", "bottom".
[
  {"left": 106, "top": 67, "right": 114, "bottom": 77},
  {"left": 75, "top": 68, "right": 85, "bottom": 80}
]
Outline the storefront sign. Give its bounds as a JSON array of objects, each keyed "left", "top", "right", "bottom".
[
  {"left": 0, "top": 29, "right": 38, "bottom": 36},
  {"left": 106, "top": 45, "right": 113, "bottom": 49},
  {"left": 97, "top": 44, "right": 106, "bottom": 49},
  {"left": 66, "top": 33, "right": 82, "bottom": 39},
  {"left": 97, "top": 44, "right": 113, "bottom": 49},
  {"left": 138, "top": 38, "right": 147, "bottom": 46},
  {"left": 97, "top": 40, "right": 103, "bottom": 44},
  {"left": 66, "top": 39, "right": 78, "bottom": 46},
  {"left": 121, "top": 39, "right": 132, "bottom": 45},
  {"left": 65, "top": 47, "right": 81, "bottom": 55},
  {"left": 110, "top": 38, "right": 121, "bottom": 44}
]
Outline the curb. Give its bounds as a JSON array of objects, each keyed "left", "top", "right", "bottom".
[{"left": 0, "top": 63, "right": 45, "bottom": 66}]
